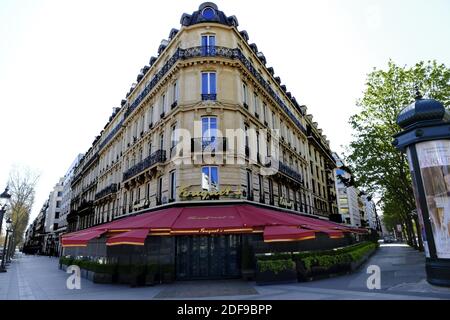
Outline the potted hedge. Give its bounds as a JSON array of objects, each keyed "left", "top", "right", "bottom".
[
  {"left": 255, "top": 259, "right": 297, "bottom": 285},
  {"left": 129, "top": 264, "right": 146, "bottom": 287},
  {"left": 241, "top": 243, "right": 255, "bottom": 281},
  {"left": 59, "top": 256, "right": 73, "bottom": 271},
  {"left": 93, "top": 262, "right": 117, "bottom": 284},
  {"left": 349, "top": 243, "right": 377, "bottom": 271},
  {"left": 117, "top": 264, "right": 133, "bottom": 284}
]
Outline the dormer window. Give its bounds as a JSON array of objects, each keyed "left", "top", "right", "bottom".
[{"left": 202, "top": 6, "right": 216, "bottom": 19}]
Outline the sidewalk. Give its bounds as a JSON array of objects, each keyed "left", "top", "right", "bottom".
[{"left": 1, "top": 245, "right": 450, "bottom": 300}]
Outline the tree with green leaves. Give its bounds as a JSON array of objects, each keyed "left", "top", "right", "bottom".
[{"left": 346, "top": 60, "right": 450, "bottom": 250}]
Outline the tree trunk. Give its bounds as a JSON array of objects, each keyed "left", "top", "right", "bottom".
[
  {"left": 408, "top": 218, "right": 418, "bottom": 250},
  {"left": 403, "top": 221, "right": 413, "bottom": 247},
  {"left": 413, "top": 215, "right": 424, "bottom": 252}
]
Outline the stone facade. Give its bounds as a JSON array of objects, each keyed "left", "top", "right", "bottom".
[{"left": 66, "top": 2, "right": 338, "bottom": 233}]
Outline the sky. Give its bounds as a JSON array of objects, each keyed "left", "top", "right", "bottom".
[{"left": 1, "top": 0, "right": 449, "bottom": 223}]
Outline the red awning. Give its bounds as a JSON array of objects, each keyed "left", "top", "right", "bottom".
[
  {"left": 263, "top": 226, "right": 316, "bottom": 242},
  {"left": 170, "top": 206, "right": 251, "bottom": 234},
  {"left": 62, "top": 204, "right": 364, "bottom": 246},
  {"left": 61, "top": 229, "right": 106, "bottom": 247},
  {"left": 106, "top": 229, "right": 149, "bottom": 246}
]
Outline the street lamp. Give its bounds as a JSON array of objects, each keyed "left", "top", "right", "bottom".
[
  {"left": 393, "top": 91, "right": 450, "bottom": 287},
  {"left": 0, "top": 186, "right": 11, "bottom": 234},
  {"left": 6, "top": 223, "right": 14, "bottom": 263},
  {"left": 0, "top": 217, "right": 12, "bottom": 272}
]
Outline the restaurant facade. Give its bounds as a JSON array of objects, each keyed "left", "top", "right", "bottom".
[{"left": 62, "top": 2, "right": 366, "bottom": 281}]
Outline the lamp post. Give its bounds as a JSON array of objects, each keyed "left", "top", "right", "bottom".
[
  {"left": 6, "top": 226, "right": 14, "bottom": 263},
  {"left": 393, "top": 91, "right": 450, "bottom": 287},
  {"left": 0, "top": 186, "right": 12, "bottom": 234},
  {"left": 0, "top": 217, "right": 12, "bottom": 272}
]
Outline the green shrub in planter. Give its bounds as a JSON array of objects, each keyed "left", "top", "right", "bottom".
[
  {"left": 59, "top": 256, "right": 74, "bottom": 267},
  {"left": 256, "top": 259, "right": 297, "bottom": 285},
  {"left": 117, "top": 264, "right": 133, "bottom": 284},
  {"left": 91, "top": 263, "right": 117, "bottom": 284},
  {"left": 117, "top": 264, "right": 132, "bottom": 274},
  {"left": 349, "top": 243, "right": 377, "bottom": 262},
  {"left": 257, "top": 259, "right": 295, "bottom": 274},
  {"left": 96, "top": 263, "right": 117, "bottom": 274},
  {"left": 130, "top": 264, "right": 147, "bottom": 287}
]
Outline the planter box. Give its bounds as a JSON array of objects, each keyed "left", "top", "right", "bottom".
[
  {"left": 256, "top": 269, "right": 297, "bottom": 285},
  {"left": 350, "top": 249, "right": 376, "bottom": 271},
  {"left": 93, "top": 272, "right": 114, "bottom": 284},
  {"left": 118, "top": 273, "right": 133, "bottom": 284},
  {"left": 145, "top": 273, "right": 156, "bottom": 286},
  {"left": 242, "top": 269, "right": 255, "bottom": 281},
  {"left": 162, "top": 272, "right": 175, "bottom": 284},
  {"left": 81, "top": 268, "right": 88, "bottom": 279},
  {"left": 87, "top": 270, "right": 95, "bottom": 282},
  {"left": 129, "top": 274, "right": 146, "bottom": 287},
  {"left": 296, "top": 260, "right": 353, "bottom": 282}
]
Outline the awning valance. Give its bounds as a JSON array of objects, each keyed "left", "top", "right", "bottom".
[
  {"left": 263, "top": 226, "right": 316, "bottom": 242},
  {"left": 62, "top": 204, "right": 367, "bottom": 247},
  {"left": 106, "top": 229, "right": 149, "bottom": 246},
  {"left": 61, "top": 229, "right": 106, "bottom": 247}
]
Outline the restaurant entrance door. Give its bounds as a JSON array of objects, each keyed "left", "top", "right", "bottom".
[{"left": 175, "top": 234, "right": 241, "bottom": 280}]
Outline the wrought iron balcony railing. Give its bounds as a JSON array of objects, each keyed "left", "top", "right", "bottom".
[
  {"left": 78, "top": 200, "right": 93, "bottom": 212},
  {"left": 100, "top": 46, "right": 308, "bottom": 160},
  {"left": 123, "top": 149, "right": 166, "bottom": 181},
  {"left": 191, "top": 137, "right": 227, "bottom": 153},
  {"left": 123, "top": 46, "right": 307, "bottom": 135},
  {"left": 278, "top": 161, "right": 303, "bottom": 185},
  {"left": 201, "top": 94, "right": 217, "bottom": 101},
  {"left": 99, "top": 120, "right": 124, "bottom": 152},
  {"left": 95, "top": 183, "right": 118, "bottom": 200}
]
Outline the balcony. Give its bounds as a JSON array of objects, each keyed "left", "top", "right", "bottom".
[
  {"left": 123, "top": 149, "right": 166, "bottom": 181},
  {"left": 124, "top": 46, "right": 307, "bottom": 139},
  {"left": 95, "top": 183, "right": 118, "bottom": 200},
  {"left": 201, "top": 94, "right": 217, "bottom": 101},
  {"left": 191, "top": 137, "right": 227, "bottom": 154},
  {"left": 82, "top": 179, "right": 97, "bottom": 193},
  {"left": 78, "top": 200, "right": 94, "bottom": 213},
  {"left": 278, "top": 161, "right": 303, "bottom": 185}
]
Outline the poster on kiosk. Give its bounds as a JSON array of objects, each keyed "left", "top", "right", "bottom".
[{"left": 408, "top": 140, "right": 450, "bottom": 259}]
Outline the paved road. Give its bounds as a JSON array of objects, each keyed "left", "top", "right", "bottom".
[{"left": 1, "top": 244, "right": 450, "bottom": 300}]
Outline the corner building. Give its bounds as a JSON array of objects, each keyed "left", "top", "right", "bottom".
[{"left": 63, "top": 3, "right": 364, "bottom": 281}]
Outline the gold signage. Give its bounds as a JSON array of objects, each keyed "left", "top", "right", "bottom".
[
  {"left": 187, "top": 215, "right": 235, "bottom": 220},
  {"left": 198, "top": 228, "right": 224, "bottom": 234},
  {"left": 179, "top": 186, "right": 242, "bottom": 200}
]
